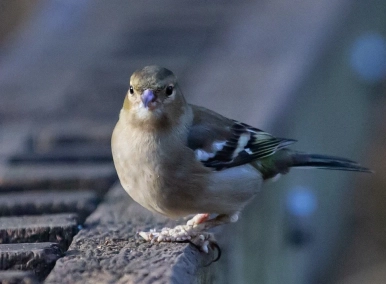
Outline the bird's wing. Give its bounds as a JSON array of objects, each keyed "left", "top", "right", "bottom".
[{"left": 187, "top": 105, "right": 296, "bottom": 170}]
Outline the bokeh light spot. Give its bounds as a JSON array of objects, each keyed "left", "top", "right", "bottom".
[
  {"left": 350, "top": 32, "right": 386, "bottom": 83},
  {"left": 286, "top": 186, "right": 318, "bottom": 217}
]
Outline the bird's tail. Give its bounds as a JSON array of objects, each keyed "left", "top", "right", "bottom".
[
  {"left": 290, "top": 152, "right": 371, "bottom": 172},
  {"left": 256, "top": 150, "right": 371, "bottom": 179}
]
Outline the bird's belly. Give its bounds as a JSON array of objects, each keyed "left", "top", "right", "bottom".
[
  {"left": 112, "top": 132, "right": 203, "bottom": 217},
  {"left": 204, "top": 164, "right": 264, "bottom": 214},
  {"left": 112, "top": 153, "right": 190, "bottom": 218},
  {"left": 114, "top": 154, "right": 164, "bottom": 213}
]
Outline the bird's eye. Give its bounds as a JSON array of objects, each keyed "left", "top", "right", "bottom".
[
  {"left": 165, "top": 85, "right": 174, "bottom": 96},
  {"left": 129, "top": 86, "right": 134, "bottom": 95}
]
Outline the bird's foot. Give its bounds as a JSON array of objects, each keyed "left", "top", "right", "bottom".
[{"left": 139, "top": 224, "right": 216, "bottom": 253}]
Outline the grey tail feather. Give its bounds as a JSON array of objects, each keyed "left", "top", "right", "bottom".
[{"left": 291, "top": 153, "right": 372, "bottom": 173}]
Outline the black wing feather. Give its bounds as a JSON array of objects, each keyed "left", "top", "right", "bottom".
[{"left": 202, "top": 120, "right": 296, "bottom": 170}]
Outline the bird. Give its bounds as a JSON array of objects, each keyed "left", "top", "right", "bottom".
[{"left": 111, "top": 65, "right": 370, "bottom": 253}]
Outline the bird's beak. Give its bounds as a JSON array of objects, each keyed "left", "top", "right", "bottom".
[{"left": 141, "top": 89, "right": 156, "bottom": 109}]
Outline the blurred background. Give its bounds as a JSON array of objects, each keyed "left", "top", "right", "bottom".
[{"left": 0, "top": 0, "right": 385, "bottom": 283}]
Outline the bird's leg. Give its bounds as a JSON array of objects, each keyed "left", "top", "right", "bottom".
[
  {"left": 186, "top": 213, "right": 210, "bottom": 226},
  {"left": 139, "top": 213, "right": 239, "bottom": 253}
]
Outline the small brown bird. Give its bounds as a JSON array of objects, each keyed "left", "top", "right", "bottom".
[{"left": 111, "top": 65, "right": 370, "bottom": 252}]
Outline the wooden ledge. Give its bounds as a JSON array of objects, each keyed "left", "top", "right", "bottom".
[{"left": 45, "top": 183, "right": 216, "bottom": 284}]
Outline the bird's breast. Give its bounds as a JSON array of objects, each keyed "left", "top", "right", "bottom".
[
  {"left": 112, "top": 130, "right": 163, "bottom": 212},
  {"left": 111, "top": 121, "right": 205, "bottom": 217}
]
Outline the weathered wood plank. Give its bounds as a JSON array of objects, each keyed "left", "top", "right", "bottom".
[
  {"left": 8, "top": 148, "right": 112, "bottom": 165},
  {"left": 0, "top": 190, "right": 98, "bottom": 222},
  {"left": 0, "top": 214, "right": 79, "bottom": 251},
  {"left": 0, "top": 164, "right": 116, "bottom": 194},
  {"left": 0, "top": 271, "right": 38, "bottom": 284},
  {"left": 0, "top": 243, "right": 62, "bottom": 280},
  {"left": 29, "top": 124, "right": 112, "bottom": 152},
  {"left": 45, "top": 183, "right": 216, "bottom": 284}
]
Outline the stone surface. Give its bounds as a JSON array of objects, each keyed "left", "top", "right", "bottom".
[
  {"left": 0, "top": 190, "right": 98, "bottom": 222},
  {"left": 0, "top": 214, "right": 79, "bottom": 251},
  {"left": 0, "top": 243, "right": 62, "bottom": 280},
  {"left": 0, "top": 271, "right": 38, "bottom": 284},
  {"left": 45, "top": 184, "right": 216, "bottom": 284}
]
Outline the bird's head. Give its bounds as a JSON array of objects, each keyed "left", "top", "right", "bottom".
[{"left": 122, "top": 65, "right": 188, "bottom": 128}]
